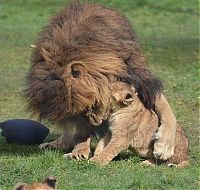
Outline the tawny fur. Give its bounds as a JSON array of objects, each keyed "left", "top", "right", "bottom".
[
  {"left": 25, "top": 1, "right": 176, "bottom": 160},
  {"left": 90, "top": 82, "right": 189, "bottom": 167},
  {"left": 14, "top": 176, "right": 56, "bottom": 190}
]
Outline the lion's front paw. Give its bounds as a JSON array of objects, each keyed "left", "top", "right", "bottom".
[
  {"left": 39, "top": 142, "right": 60, "bottom": 150},
  {"left": 153, "top": 124, "right": 175, "bottom": 160},
  {"left": 64, "top": 147, "right": 91, "bottom": 160}
]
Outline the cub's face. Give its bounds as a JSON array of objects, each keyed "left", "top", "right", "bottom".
[
  {"left": 85, "top": 104, "right": 107, "bottom": 126},
  {"left": 86, "top": 81, "right": 137, "bottom": 125},
  {"left": 13, "top": 176, "right": 56, "bottom": 190}
]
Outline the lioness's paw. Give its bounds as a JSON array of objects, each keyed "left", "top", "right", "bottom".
[
  {"left": 63, "top": 147, "right": 90, "bottom": 160},
  {"left": 167, "top": 163, "right": 178, "bottom": 167},
  {"left": 153, "top": 124, "right": 175, "bottom": 160},
  {"left": 88, "top": 156, "right": 97, "bottom": 162},
  {"left": 89, "top": 156, "right": 109, "bottom": 166},
  {"left": 153, "top": 143, "right": 174, "bottom": 160},
  {"left": 141, "top": 159, "right": 155, "bottom": 166},
  {"left": 63, "top": 153, "right": 80, "bottom": 160}
]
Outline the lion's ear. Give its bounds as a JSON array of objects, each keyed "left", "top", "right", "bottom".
[
  {"left": 13, "top": 182, "right": 27, "bottom": 190},
  {"left": 41, "top": 47, "right": 53, "bottom": 63},
  {"left": 122, "top": 92, "right": 133, "bottom": 105}
]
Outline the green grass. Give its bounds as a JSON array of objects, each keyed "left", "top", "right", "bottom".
[{"left": 0, "top": 0, "right": 199, "bottom": 189}]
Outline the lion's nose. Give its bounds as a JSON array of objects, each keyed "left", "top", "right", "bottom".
[{"left": 48, "top": 73, "right": 62, "bottom": 80}]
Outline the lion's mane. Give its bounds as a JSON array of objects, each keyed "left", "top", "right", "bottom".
[{"left": 25, "top": 1, "right": 162, "bottom": 122}]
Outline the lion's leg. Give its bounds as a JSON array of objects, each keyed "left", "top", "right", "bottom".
[
  {"left": 90, "top": 131, "right": 129, "bottom": 165},
  {"left": 64, "top": 137, "right": 91, "bottom": 160},
  {"left": 39, "top": 129, "right": 75, "bottom": 151},
  {"left": 39, "top": 116, "right": 91, "bottom": 160},
  {"left": 153, "top": 93, "right": 176, "bottom": 160},
  {"left": 62, "top": 117, "right": 92, "bottom": 160},
  {"left": 93, "top": 132, "right": 111, "bottom": 156}
]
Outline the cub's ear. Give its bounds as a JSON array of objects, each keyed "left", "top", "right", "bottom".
[
  {"left": 13, "top": 182, "right": 27, "bottom": 190},
  {"left": 131, "top": 86, "right": 138, "bottom": 96},
  {"left": 43, "top": 176, "right": 56, "bottom": 189}
]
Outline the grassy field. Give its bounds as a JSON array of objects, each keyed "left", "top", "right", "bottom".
[{"left": 0, "top": 0, "right": 199, "bottom": 189}]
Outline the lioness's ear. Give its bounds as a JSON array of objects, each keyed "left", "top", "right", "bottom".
[{"left": 13, "top": 182, "right": 27, "bottom": 190}]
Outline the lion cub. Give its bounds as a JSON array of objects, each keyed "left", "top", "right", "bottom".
[
  {"left": 13, "top": 176, "right": 56, "bottom": 190},
  {"left": 89, "top": 81, "right": 189, "bottom": 167}
]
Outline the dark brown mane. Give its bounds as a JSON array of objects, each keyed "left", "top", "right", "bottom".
[{"left": 24, "top": 0, "right": 162, "bottom": 122}]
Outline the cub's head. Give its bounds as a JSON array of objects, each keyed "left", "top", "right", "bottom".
[
  {"left": 14, "top": 176, "right": 56, "bottom": 190},
  {"left": 111, "top": 81, "right": 138, "bottom": 108},
  {"left": 85, "top": 81, "right": 138, "bottom": 125}
]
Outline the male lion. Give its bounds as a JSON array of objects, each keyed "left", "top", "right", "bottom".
[
  {"left": 89, "top": 82, "right": 189, "bottom": 167},
  {"left": 25, "top": 1, "right": 176, "bottom": 160}
]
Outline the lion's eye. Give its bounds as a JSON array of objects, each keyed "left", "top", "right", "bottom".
[
  {"left": 71, "top": 64, "right": 81, "bottom": 78},
  {"left": 71, "top": 68, "right": 80, "bottom": 78}
]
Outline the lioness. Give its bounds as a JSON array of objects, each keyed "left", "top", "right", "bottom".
[{"left": 89, "top": 82, "right": 189, "bottom": 167}]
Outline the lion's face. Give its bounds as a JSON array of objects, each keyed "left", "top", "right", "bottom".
[
  {"left": 61, "top": 60, "right": 111, "bottom": 116},
  {"left": 25, "top": 48, "right": 126, "bottom": 123}
]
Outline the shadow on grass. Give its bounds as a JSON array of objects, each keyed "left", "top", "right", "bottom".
[
  {"left": 0, "top": 133, "right": 61, "bottom": 157},
  {"left": 114, "top": 151, "right": 135, "bottom": 161},
  {"left": 91, "top": 141, "right": 139, "bottom": 162}
]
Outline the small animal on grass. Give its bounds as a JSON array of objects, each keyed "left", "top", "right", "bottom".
[
  {"left": 25, "top": 0, "right": 177, "bottom": 161},
  {"left": 13, "top": 176, "right": 56, "bottom": 190},
  {"left": 89, "top": 81, "right": 189, "bottom": 168}
]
